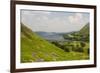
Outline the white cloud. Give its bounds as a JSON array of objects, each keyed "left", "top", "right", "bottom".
[
  {"left": 68, "top": 13, "right": 83, "bottom": 25},
  {"left": 21, "top": 10, "right": 89, "bottom": 32}
]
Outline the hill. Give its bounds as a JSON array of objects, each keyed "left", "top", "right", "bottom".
[
  {"left": 79, "top": 23, "right": 89, "bottom": 36},
  {"left": 63, "top": 23, "right": 89, "bottom": 41},
  {"left": 21, "top": 23, "right": 89, "bottom": 63}
]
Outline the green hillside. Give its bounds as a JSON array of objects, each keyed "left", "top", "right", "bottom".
[
  {"left": 21, "top": 23, "right": 89, "bottom": 63},
  {"left": 63, "top": 23, "right": 89, "bottom": 41},
  {"left": 79, "top": 23, "right": 89, "bottom": 41},
  {"left": 79, "top": 23, "right": 89, "bottom": 36}
]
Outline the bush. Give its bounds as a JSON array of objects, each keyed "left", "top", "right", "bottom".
[
  {"left": 62, "top": 46, "right": 72, "bottom": 52},
  {"left": 51, "top": 41, "right": 63, "bottom": 49},
  {"left": 80, "top": 42, "right": 86, "bottom": 47},
  {"left": 72, "top": 43, "right": 84, "bottom": 53},
  {"left": 76, "top": 47, "right": 84, "bottom": 52},
  {"left": 84, "top": 48, "right": 90, "bottom": 54},
  {"left": 87, "top": 48, "right": 90, "bottom": 54}
]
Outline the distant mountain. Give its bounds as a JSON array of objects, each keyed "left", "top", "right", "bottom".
[
  {"left": 35, "top": 31, "right": 65, "bottom": 41},
  {"left": 35, "top": 23, "right": 89, "bottom": 42},
  {"left": 21, "top": 23, "right": 74, "bottom": 62}
]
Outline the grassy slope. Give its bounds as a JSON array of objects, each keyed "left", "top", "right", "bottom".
[
  {"left": 21, "top": 24, "right": 88, "bottom": 63},
  {"left": 79, "top": 23, "right": 89, "bottom": 35}
]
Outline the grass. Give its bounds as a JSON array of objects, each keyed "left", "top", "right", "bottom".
[{"left": 21, "top": 24, "right": 89, "bottom": 63}]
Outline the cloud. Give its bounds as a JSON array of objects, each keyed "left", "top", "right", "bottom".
[
  {"left": 68, "top": 13, "right": 83, "bottom": 25},
  {"left": 21, "top": 10, "right": 89, "bottom": 32}
]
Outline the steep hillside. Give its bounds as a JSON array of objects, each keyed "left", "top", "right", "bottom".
[
  {"left": 79, "top": 23, "right": 89, "bottom": 36},
  {"left": 21, "top": 24, "right": 67, "bottom": 62}
]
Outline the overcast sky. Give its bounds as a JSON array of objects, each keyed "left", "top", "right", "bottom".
[{"left": 21, "top": 10, "right": 89, "bottom": 33}]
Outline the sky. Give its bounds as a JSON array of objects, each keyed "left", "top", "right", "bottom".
[{"left": 21, "top": 10, "right": 90, "bottom": 33}]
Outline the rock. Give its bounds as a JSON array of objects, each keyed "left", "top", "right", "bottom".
[{"left": 36, "top": 58, "right": 44, "bottom": 62}]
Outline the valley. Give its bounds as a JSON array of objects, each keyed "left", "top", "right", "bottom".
[{"left": 21, "top": 23, "right": 90, "bottom": 63}]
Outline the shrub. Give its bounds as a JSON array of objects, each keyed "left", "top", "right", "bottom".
[
  {"left": 80, "top": 42, "right": 86, "bottom": 47},
  {"left": 62, "top": 46, "right": 72, "bottom": 52},
  {"left": 76, "top": 47, "right": 84, "bottom": 52}
]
